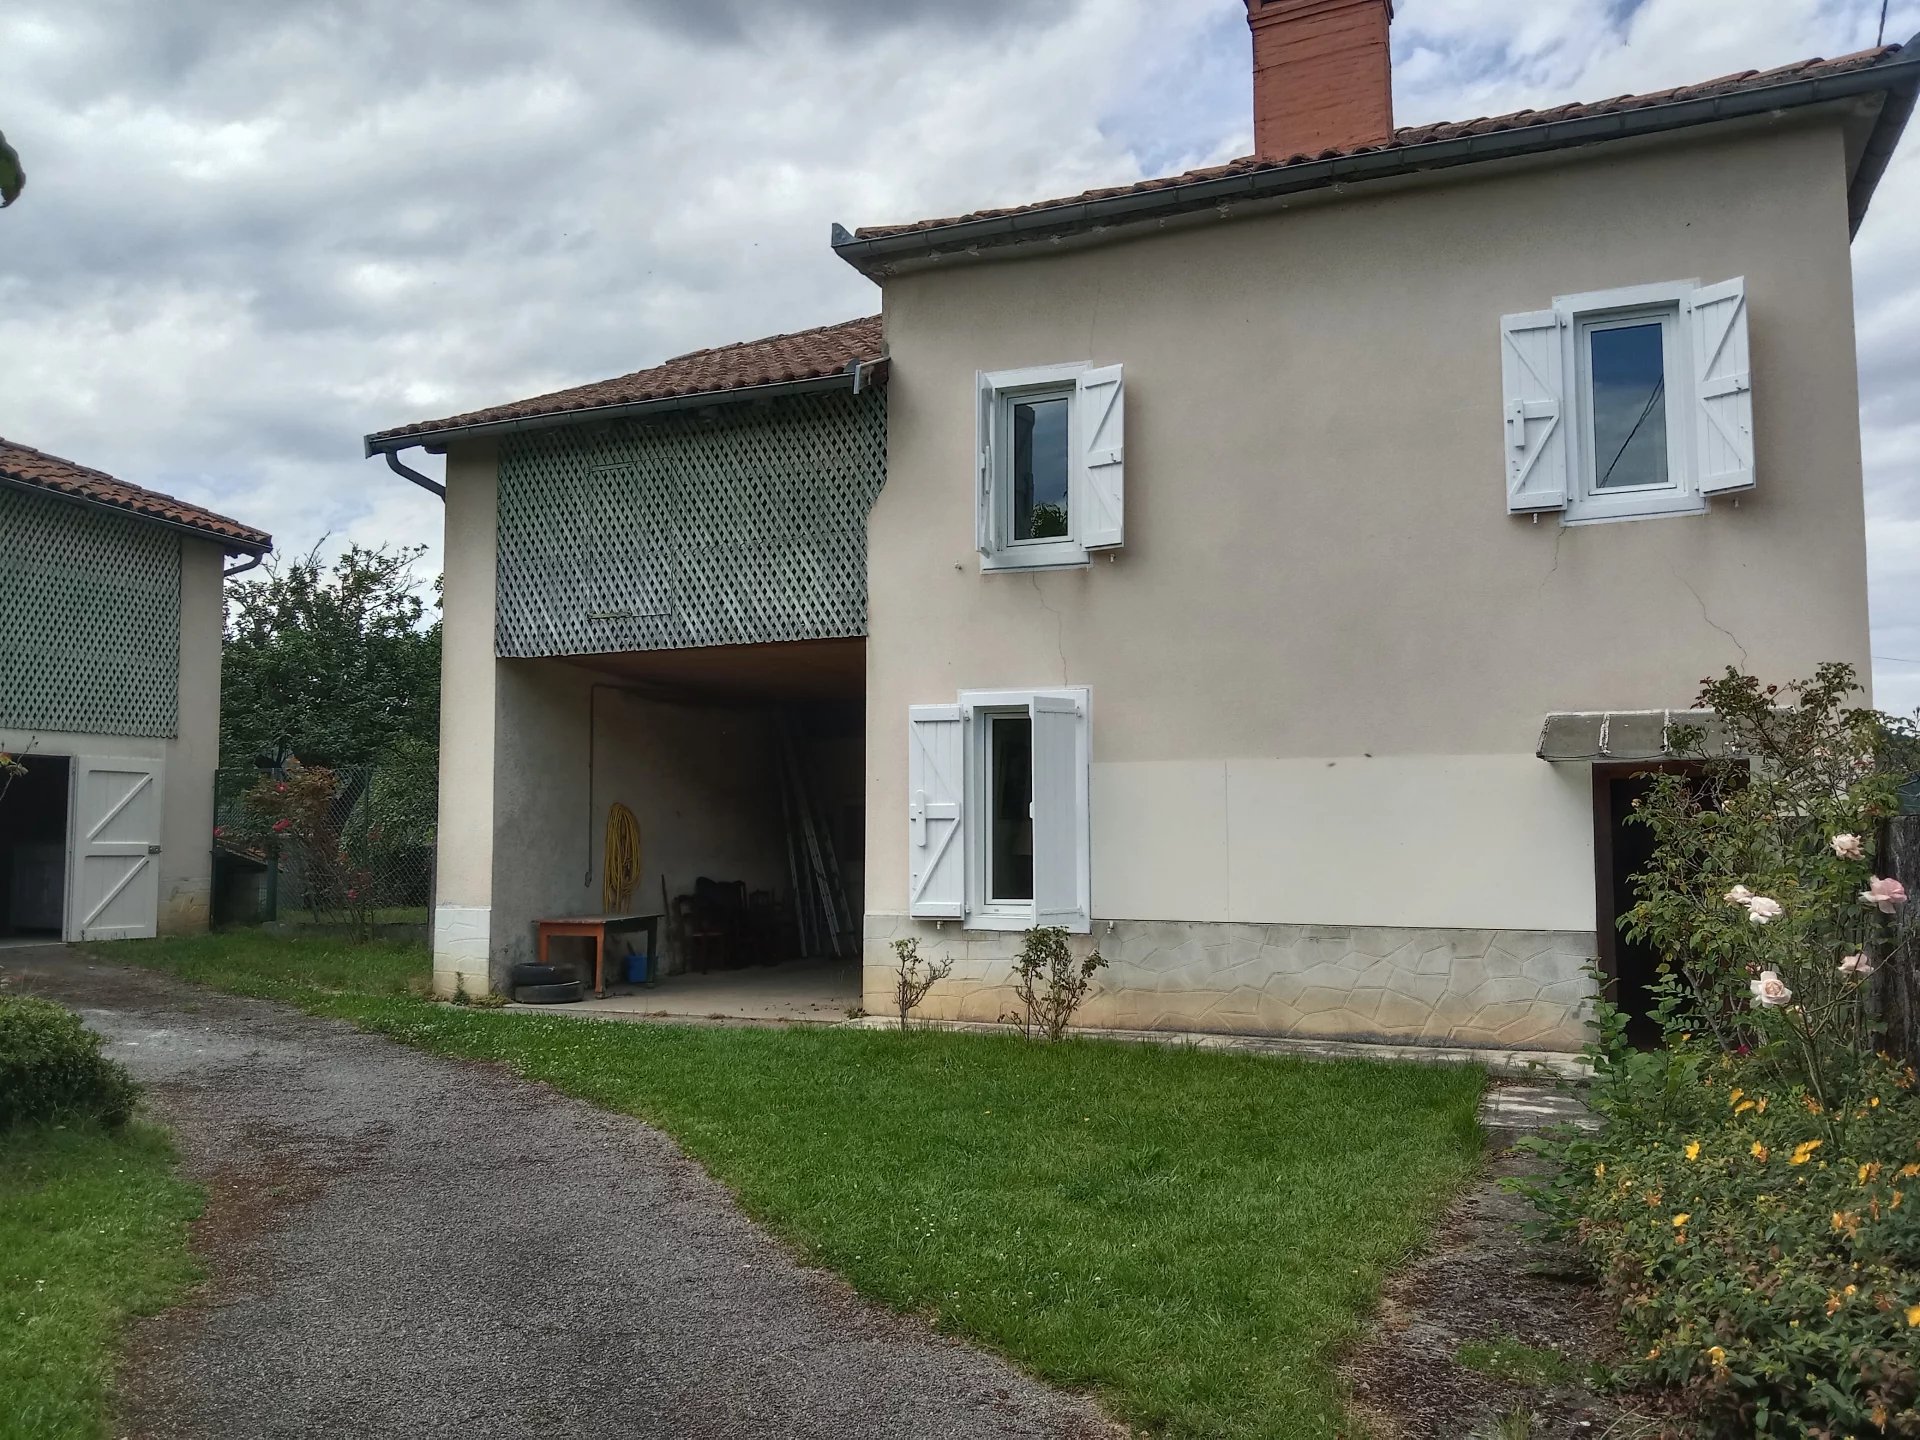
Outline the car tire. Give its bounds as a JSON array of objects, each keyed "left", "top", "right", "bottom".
[
  {"left": 513, "top": 980, "right": 585, "bottom": 1005},
  {"left": 509, "top": 962, "right": 572, "bottom": 988}
]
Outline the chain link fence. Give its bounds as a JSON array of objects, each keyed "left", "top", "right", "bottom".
[{"left": 213, "top": 757, "right": 435, "bottom": 938}]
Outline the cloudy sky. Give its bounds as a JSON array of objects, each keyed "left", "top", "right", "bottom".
[{"left": 3, "top": 0, "right": 1917, "bottom": 710}]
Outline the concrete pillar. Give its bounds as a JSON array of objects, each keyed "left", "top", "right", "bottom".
[{"left": 432, "top": 440, "right": 498, "bottom": 996}]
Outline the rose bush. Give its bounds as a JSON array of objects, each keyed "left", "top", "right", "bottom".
[{"left": 1525, "top": 665, "right": 1920, "bottom": 1436}]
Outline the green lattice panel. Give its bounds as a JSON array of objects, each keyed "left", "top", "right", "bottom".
[
  {"left": 496, "top": 388, "right": 887, "bottom": 658},
  {"left": 0, "top": 484, "right": 181, "bottom": 736}
]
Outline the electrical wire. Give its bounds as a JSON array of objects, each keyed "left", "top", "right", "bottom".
[{"left": 602, "top": 802, "right": 642, "bottom": 913}]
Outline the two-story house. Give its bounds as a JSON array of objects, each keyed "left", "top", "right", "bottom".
[{"left": 368, "top": 2, "right": 1918, "bottom": 1052}]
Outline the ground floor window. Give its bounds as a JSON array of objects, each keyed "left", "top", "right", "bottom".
[{"left": 907, "top": 687, "right": 1089, "bottom": 933}]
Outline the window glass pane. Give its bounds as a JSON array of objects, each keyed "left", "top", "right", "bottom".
[
  {"left": 1589, "top": 322, "right": 1669, "bottom": 491},
  {"left": 1012, "top": 396, "right": 1070, "bottom": 540},
  {"left": 988, "top": 715, "right": 1033, "bottom": 903}
]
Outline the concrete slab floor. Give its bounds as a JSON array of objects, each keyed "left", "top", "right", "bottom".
[{"left": 511, "top": 958, "right": 861, "bottom": 1024}]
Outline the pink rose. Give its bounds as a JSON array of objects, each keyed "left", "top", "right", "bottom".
[
  {"left": 1746, "top": 896, "right": 1783, "bottom": 924},
  {"left": 1831, "top": 834, "right": 1865, "bottom": 861},
  {"left": 1724, "top": 884, "right": 1754, "bottom": 907},
  {"left": 1839, "top": 953, "right": 1875, "bottom": 977},
  {"left": 1861, "top": 877, "right": 1909, "bottom": 914},
  {"left": 272, "top": 818, "right": 292, "bottom": 833},
  {"left": 1749, "top": 971, "right": 1792, "bottom": 1007}
]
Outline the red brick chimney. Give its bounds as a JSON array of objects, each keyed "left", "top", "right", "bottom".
[{"left": 1246, "top": 0, "right": 1395, "bottom": 161}]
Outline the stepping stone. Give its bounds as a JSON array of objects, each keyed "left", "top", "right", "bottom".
[{"left": 1479, "top": 1083, "right": 1597, "bottom": 1151}]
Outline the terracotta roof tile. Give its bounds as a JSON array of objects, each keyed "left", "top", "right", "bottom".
[
  {"left": 851, "top": 45, "right": 1904, "bottom": 242},
  {"left": 0, "top": 437, "right": 272, "bottom": 553},
  {"left": 369, "top": 314, "right": 885, "bottom": 445}
]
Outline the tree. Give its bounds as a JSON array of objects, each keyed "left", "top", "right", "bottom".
[
  {"left": 221, "top": 543, "right": 440, "bottom": 771},
  {"left": 0, "top": 130, "right": 22, "bottom": 208}
]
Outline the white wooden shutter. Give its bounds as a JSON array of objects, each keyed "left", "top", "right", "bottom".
[
  {"left": 975, "top": 373, "right": 995, "bottom": 554},
  {"left": 1500, "top": 309, "right": 1569, "bottom": 513},
  {"left": 907, "top": 705, "right": 966, "bottom": 919},
  {"left": 1076, "top": 364, "right": 1124, "bottom": 551},
  {"left": 1688, "top": 277, "right": 1755, "bottom": 496},
  {"left": 70, "top": 756, "right": 163, "bottom": 941},
  {"left": 1028, "top": 693, "right": 1089, "bottom": 933}
]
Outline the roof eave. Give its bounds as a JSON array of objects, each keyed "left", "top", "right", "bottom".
[
  {"left": 364, "top": 361, "right": 886, "bottom": 457},
  {"left": 0, "top": 473, "right": 273, "bottom": 558},
  {"left": 834, "top": 45, "right": 1920, "bottom": 276},
  {"left": 1849, "top": 36, "right": 1920, "bottom": 231}
]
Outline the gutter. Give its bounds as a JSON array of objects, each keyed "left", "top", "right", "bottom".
[
  {"left": 833, "top": 40, "right": 1920, "bottom": 275},
  {"left": 362, "top": 367, "right": 874, "bottom": 483},
  {"left": 0, "top": 474, "right": 272, "bottom": 564}
]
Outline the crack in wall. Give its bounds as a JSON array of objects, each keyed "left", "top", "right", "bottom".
[
  {"left": 1680, "top": 576, "right": 1751, "bottom": 668},
  {"left": 1029, "top": 572, "right": 1069, "bottom": 683}
]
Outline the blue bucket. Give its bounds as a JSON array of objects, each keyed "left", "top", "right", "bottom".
[{"left": 624, "top": 949, "right": 651, "bottom": 985}]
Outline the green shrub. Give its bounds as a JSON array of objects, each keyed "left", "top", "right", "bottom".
[
  {"left": 0, "top": 994, "right": 138, "bottom": 1130},
  {"left": 1527, "top": 1024, "right": 1920, "bottom": 1435}
]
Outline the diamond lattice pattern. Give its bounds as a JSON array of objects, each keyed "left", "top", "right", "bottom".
[
  {"left": 496, "top": 389, "right": 887, "bottom": 658},
  {"left": 0, "top": 485, "right": 181, "bottom": 736}
]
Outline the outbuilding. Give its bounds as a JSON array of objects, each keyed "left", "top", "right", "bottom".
[{"left": 0, "top": 438, "right": 272, "bottom": 942}]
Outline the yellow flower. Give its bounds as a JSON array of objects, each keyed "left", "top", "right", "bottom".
[
  {"left": 1594, "top": 1162, "right": 1606, "bottom": 1179},
  {"left": 1804, "top": 1096, "right": 1824, "bottom": 1115},
  {"left": 1734, "top": 1099, "right": 1755, "bottom": 1115},
  {"left": 1705, "top": 1345, "right": 1726, "bottom": 1367},
  {"left": 1860, "top": 1162, "right": 1882, "bottom": 1184},
  {"left": 1672, "top": 1213, "right": 1691, "bottom": 1227},
  {"left": 1751, "top": 1142, "right": 1770, "bottom": 1163},
  {"left": 1826, "top": 1291, "right": 1845, "bottom": 1316},
  {"left": 1646, "top": 1345, "right": 1662, "bottom": 1360},
  {"left": 1790, "top": 1139, "right": 1824, "bottom": 1165},
  {"left": 1754, "top": 1097, "right": 1768, "bottom": 1114},
  {"left": 1832, "top": 1210, "right": 1861, "bottom": 1238},
  {"left": 1729, "top": 1088, "right": 1744, "bottom": 1106},
  {"left": 1871, "top": 1096, "right": 1881, "bottom": 1108},
  {"left": 1684, "top": 1141, "right": 1702, "bottom": 1161},
  {"left": 1908, "top": 1305, "right": 1920, "bottom": 1328},
  {"left": 1899, "top": 1164, "right": 1920, "bottom": 1179}
]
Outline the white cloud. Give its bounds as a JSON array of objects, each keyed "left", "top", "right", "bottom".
[{"left": 1, "top": 0, "right": 1916, "bottom": 711}]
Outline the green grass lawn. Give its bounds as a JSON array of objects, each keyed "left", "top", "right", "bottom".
[
  {"left": 111, "top": 932, "right": 1486, "bottom": 1440},
  {"left": 0, "top": 1123, "right": 201, "bottom": 1440}
]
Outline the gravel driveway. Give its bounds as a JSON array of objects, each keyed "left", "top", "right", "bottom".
[{"left": 3, "top": 948, "right": 1114, "bottom": 1440}]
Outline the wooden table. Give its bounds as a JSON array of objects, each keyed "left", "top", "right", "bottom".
[{"left": 536, "top": 912, "right": 663, "bottom": 998}]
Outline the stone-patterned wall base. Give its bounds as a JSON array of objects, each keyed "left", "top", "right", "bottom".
[{"left": 863, "top": 915, "right": 1598, "bottom": 1052}]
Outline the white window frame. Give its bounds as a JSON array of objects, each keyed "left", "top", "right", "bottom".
[
  {"left": 1555, "top": 280, "right": 1705, "bottom": 525},
  {"left": 978, "top": 364, "right": 1088, "bottom": 570},
  {"left": 959, "top": 686, "right": 1091, "bottom": 933}
]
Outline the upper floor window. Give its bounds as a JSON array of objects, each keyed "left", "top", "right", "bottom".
[
  {"left": 1502, "top": 278, "right": 1754, "bottom": 524},
  {"left": 976, "top": 364, "right": 1125, "bottom": 567}
]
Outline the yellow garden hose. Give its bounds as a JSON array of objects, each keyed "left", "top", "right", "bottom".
[{"left": 602, "top": 803, "right": 642, "bottom": 913}]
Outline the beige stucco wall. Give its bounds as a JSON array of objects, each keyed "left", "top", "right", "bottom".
[
  {"left": 0, "top": 534, "right": 228, "bottom": 937},
  {"left": 867, "top": 118, "right": 1870, "bottom": 932}
]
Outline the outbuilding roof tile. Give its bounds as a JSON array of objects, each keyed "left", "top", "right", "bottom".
[
  {"left": 0, "top": 437, "right": 272, "bottom": 553},
  {"left": 368, "top": 314, "right": 885, "bottom": 446}
]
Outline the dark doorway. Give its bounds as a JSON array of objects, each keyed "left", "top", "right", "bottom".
[
  {"left": 1593, "top": 764, "right": 1710, "bottom": 1046},
  {"left": 1, "top": 755, "right": 70, "bottom": 939}
]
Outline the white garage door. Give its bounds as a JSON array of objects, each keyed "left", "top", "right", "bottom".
[{"left": 69, "top": 757, "right": 163, "bottom": 942}]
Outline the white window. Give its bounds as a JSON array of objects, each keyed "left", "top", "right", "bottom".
[
  {"left": 976, "top": 364, "right": 1124, "bottom": 568},
  {"left": 1501, "top": 278, "right": 1753, "bottom": 524},
  {"left": 907, "top": 687, "right": 1091, "bottom": 932}
]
